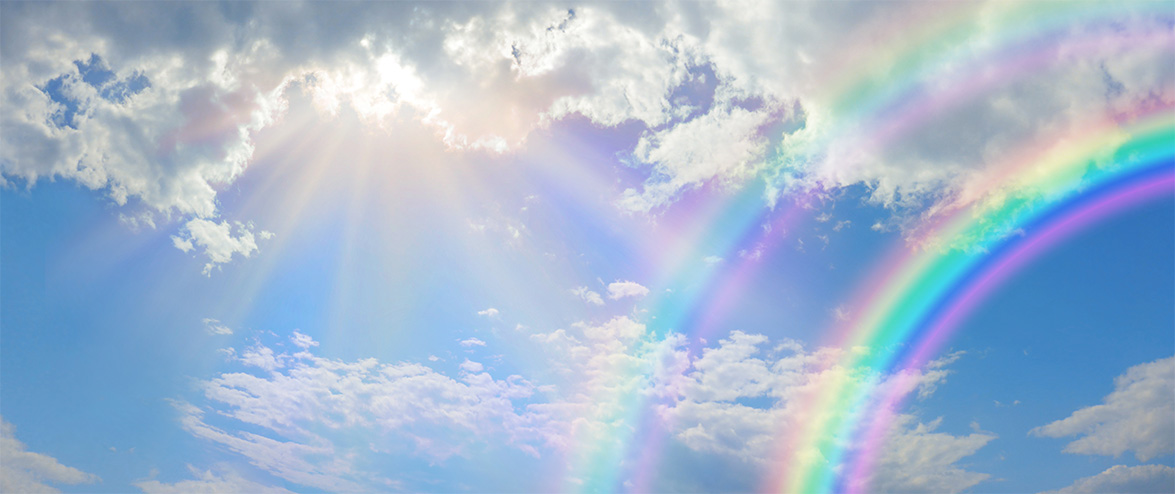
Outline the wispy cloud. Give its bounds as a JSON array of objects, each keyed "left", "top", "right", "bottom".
[
  {"left": 0, "top": 417, "right": 99, "bottom": 493},
  {"left": 203, "top": 318, "right": 234, "bottom": 335},
  {"left": 1031, "top": 356, "right": 1174, "bottom": 461},
  {"left": 570, "top": 286, "right": 604, "bottom": 306}
]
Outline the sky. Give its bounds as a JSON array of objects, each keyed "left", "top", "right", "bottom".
[{"left": 0, "top": 1, "right": 1173, "bottom": 493}]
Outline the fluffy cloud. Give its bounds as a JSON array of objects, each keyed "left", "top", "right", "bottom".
[
  {"left": 136, "top": 466, "right": 293, "bottom": 494},
  {"left": 172, "top": 219, "right": 272, "bottom": 276},
  {"left": 174, "top": 324, "right": 990, "bottom": 492},
  {"left": 655, "top": 331, "right": 992, "bottom": 493},
  {"left": 1041, "top": 464, "right": 1175, "bottom": 494},
  {"left": 606, "top": 281, "right": 649, "bottom": 300},
  {"left": 477, "top": 308, "right": 500, "bottom": 317},
  {"left": 620, "top": 101, "right": 793, "bottom": 211},
  {"left": 177, "top": 332, "right": 543, "bottom": 490},
  {"left": 3, "top": 1, "right": 1171, "bottom": 269},
  {"left": 0, "top": 418, "right": 99, "bottom": 493},
  {"left": 1031, "top": 356, "right": 1174, "bottom": 461}
]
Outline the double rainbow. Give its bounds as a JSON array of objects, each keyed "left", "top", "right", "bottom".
[
  {"left": 567, "top": 1, "right": 1173, "bottom": 491},
  {"left": 777, "top": 111, "right": 1174, "bottom": 494}
]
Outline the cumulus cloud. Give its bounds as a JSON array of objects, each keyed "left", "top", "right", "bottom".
[
  {"left": 3, "top": 1, "right": 1171, "bottom": 268},
  {"left": 524, "top": 321, "right": 991, "bottom": 492},
  {"left": 202, "top": 318, "right": 233, "bottom": 335},
  {"left": 1041, "top": 464, "right": 1175, "bottom": 494},
  {"left": 135, "top": 466, "right": 293, "bottom": 494},
  {"left": 172, "top": 219, "right": 272, "bottom": 276},
  {"left": 570, "top": 286, "right": 604, "bottom": 306},
  {"left": 1031, "top": 356, "right": 1174, "bottom": 461},
  {"left": 176, "top": 331, "right": 541, "bottom": 490},
  {"left": 459, "top": 359, "right": 485, "bottom": 373},
  {"left": 460, "top": 337, "right": 487, "bottom": 347},
  {"left": 606, "top": 281, "right": 649, "bottom": 300},
  {"left": 0, "top": 417, "right": 100, "bottom": 493},
  {"left": 653, "top": 331, "right": 991, "bottom": 493},
  {"left": 477, "top": 308, "right": 500, "bottom": 317},
  {"left": 174, "top": 323, "right": 989, "bottom": 492}
]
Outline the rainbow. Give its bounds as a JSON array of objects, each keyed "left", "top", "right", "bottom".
[
  {"left": 776, "top": 111, "right": 1174, "bottom": 494},
  {"left": 559, "top": 1, "right": 1173, "bottom": 492}
]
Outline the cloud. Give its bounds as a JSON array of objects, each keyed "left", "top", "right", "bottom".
[
  {"left": 1031, "top": 356, "right": 1174, "bottom": 461},
  {"left": 1041, "top": 464, "right": 1175, "bottom": 494},
  {"left": 237, "top": 343, "right": 286, "bottom": 372},
  {"left": 168, "top": 400, "right": 367, "bottom": 492},
  {"left": 523, "top": 323, "right": 991, "bottom": 492},
  {"left": 202, "top": 318, "right": 233, "bottom": 335},
  {"left": 477, "top": 308, "right": 500, "bottom": 317},
  {"left": 0, "top": 417, "right": 100, "bottom": 493},
  {"left": 172, "top": 219, "right": 272, "bottom": 276},
  {"left": 606, "top": 281, "right": 649, "bottom": 300},
  {"left": 290, "top": 331, "right": 318, "bottom": 350},
  {"left": 619, "top": 101, "right": 792, "bottom": 212},
  {"left": 653, "top": 331, "right": 991, "bottom": 493},
  {"left": 866, "top": 415, "right": 995, "bottom": 493},
  {"left": 186, "top": 329, "right": 538, "bottom": 484},
  {"left": 460, "top": 360, "right": 485, "bottom": 373},
  {"left": 136, "top": 465, "right": 293, "bottom": 494},
  {"left": 570, "top": 286, "right": 604, "bottom": 306},
  {"left": 3, "top": 2, "right": 1170, "bottom": 272},
  {"left": 174, "top": 323, "right": 989, "bottom": 492},
  {"left": 460, "top": 337, "right": 487, "bottom": 347}
]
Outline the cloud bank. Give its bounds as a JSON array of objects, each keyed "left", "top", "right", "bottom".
[
  {"left": 4, "top": 1, "right": 1170, "bottom": 271},
  {"left": 168, "top": 325, "right": 992, "bottom": 492}
]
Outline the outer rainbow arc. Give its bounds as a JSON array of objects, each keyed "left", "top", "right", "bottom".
[
  {"left": 558, "top": 1, "right": 1173, "bottom": 490},
  {"left": 843, "top": 162, "right": 1175, "bottom": 494},
  {"left": 780, "top": 113, "right": 1175, "bottom": 494},
  {"left": 765, "top": 3, "right": 1173, "bottom": 487}
]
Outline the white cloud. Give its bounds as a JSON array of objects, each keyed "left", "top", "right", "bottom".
[
  {"left": 460, "top": 360, "right": 485, "bottom": 373},
  {"left": 653, "top": 331, "right": 991, "bottom": 493},
  {"left": 460, "top": 337, "right": 487, "bottom": 347},
  {"left": 3, "top": 2, "right": 1170, "bottom": 270},
  {"left": 191, "top": 332, "right": 540, "bottom": 480},
  {"left": 620, "top": 101, "right": 791, "bottom": 212},
  {"left": 1031, "top": 356, "right": 1174, "bottom": 461},
  {"left": 865, "top": 415, "right": 995, "bottom": 493},
  {"left": 0, "top": 417, "right": 99, "bottom": 493},
  {"left": 570, "top": 286, "right": 604, "bottom": 306},
  {"left": 169, "top": 400, "right": 367, "bottom": 492},
  {"left": 202, "top": 318, "right": 233, "bottom": 335},
  {"left": 1041, "top": 464, "right": 1175, "bottom": 494},
  {"left": 172, "top": 219, "right": 271, "bottom": 276},
  {"left": 290, "top": 331, "right": 318, "bottom": 350},
  {"left": 238, "top": 343, "right": 286, "bottom": 372},
  {"left": 175, "top": 323, "right": 989, "bottom": 492},
  {"left": 606, "top": 281, "right": 649, "bottom": 301},
  {"left": 136, "top": 465, "right": 293, "bottom": 494},
  {"left": 477, "top": 308, "right": 500, "bottom": 317},
  {"left": 526, "top": 322, "right": 990, "bottom": 492}
]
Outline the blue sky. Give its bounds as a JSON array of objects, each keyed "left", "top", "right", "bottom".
[{"left": 1, "top": 2, "right": 1173, "bottom": 493}]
